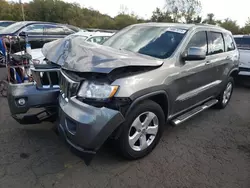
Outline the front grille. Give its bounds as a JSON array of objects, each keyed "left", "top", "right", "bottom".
[
  {"left": 59, "top": 70, "right": 80, "bottom": 100},
  {"left": 31, "top": 67, "right": 60, "bottom": 89},
  {"left": 32, "top": 67, "right": 81, "bottom": 100}
]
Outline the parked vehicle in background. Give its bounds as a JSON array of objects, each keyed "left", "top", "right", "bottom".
[
  {"left": 0, "top": 21, "right": 15, "bottom": 30},
  {"left": 86, "top": 28, "right": 118, "bottom": 33},
  {"left": 0, "top": 21, "right": 81, "bottom": 53},
  {"left": 234, "top": 35, "right": 250, "bottom": 78},
  {"left": 7, "top": 23, "right": 239, "bottom": 164},
  {"left": 15, "top": 31, "right": 115, "bottom": 64},
  {"left": 76, "top": 31, "right": 114, "bottom": 43}
]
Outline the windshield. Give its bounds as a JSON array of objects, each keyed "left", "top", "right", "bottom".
[
  {"left": 103, "top": 25, "right": 187, "bottom": 59},
  {"left": 234, "top": 37, "right": 250, "bottom": 50},
  {"left": 0, "top": 22, "right": 27, "bottom": 34},
  {"left": 0, "top": 22, "right": 13, "bottom": 27}
]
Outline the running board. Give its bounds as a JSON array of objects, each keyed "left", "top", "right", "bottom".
[{"left": 171, "top": 99, "right": 218, "bottom": 126}]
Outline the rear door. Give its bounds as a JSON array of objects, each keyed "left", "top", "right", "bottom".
[{"left": 204, "top": 31, "right": 233, "bottom": 96}]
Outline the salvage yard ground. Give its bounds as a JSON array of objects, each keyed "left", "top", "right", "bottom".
[{"left": 0, "top": 74, "right": 250, "bottom": 187}]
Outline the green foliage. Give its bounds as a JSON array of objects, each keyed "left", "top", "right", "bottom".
[
  {"left": 202, "top": 13, "right": 217, "bottom": 25},
  {"left": 151, "top": 8, "right": 173, "bottom": 22},
  {"left": 113, "top": 14, "right": 138, "bottom": 30},
  {"left": 0, "top": 0, "right": 141, "bottom": 29},
  {"left": 241, "top": 17, "right": 250, "bottom": 34},
  {"left": 164, "top": 0, "right": 202, "bottom": 23},
  {"left": 219, "top": 18, "right": 240, "bottom": 34},
  {"left": 0, "top": 0, "right": 249, "bottom": 34}
]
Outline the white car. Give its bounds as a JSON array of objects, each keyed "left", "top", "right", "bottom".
[
  {"left": 234, "top": 35, "right": 250, "bottom": 76},
  {"left": 16, "top": 31, "right": 114, "bottom": 64}
]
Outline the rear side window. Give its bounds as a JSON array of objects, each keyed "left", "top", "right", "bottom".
[
  {"left": 207, "top": 32, "right": 225, "bottom": 55},
  {"left": 234, "top": 37, "right": 250, "bottom": 50},
  {"left": 64, "top": 27, "right": 75, "bottom": 35},
  {"left": 185, "top": 31, "right": 208, "bottom": 54},
  {"left": 44, "top": 25, "right": 65, "bottom": 35},
  {"left": 224, "top": 33, "right": 235, "bottom": 51},
  {"left": 22, "top": 24, "right": 45, "bottom": 34}
]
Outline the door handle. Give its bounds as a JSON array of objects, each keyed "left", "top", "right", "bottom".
[{"left": 205, "top": 60, "right": 212, "bottom": 65}]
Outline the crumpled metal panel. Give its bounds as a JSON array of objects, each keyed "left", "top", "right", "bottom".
[{"left": 41, "top": 35, "right": 163, "bottom": 74}]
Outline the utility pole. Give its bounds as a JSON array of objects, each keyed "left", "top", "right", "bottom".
[{"left": 19, "top": 0, "right": 25, "bottom": 21}]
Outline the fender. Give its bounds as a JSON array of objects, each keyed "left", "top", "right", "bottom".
[
  {"left": 228, "top": 67, "right": 239, "bottom": 76},
  {"left": 126, "top": 90, "right": 170, "bottom": 118},
  {"left": 111, "top": 89, "right": 171, "bottom": 140}
]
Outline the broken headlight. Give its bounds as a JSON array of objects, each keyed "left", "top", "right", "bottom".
[{"left": 77, "top": 81, "right": 119, "bottom": 100}]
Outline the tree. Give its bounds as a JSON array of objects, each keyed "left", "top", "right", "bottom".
[
  {"left": 241, "top": 17, "right": 250, "bottom": 34},
  {"left": 202, "top": 13, "right": 217, "bottom": 25},
  {"left": 164, "top": 0, "right": 202, "bottom": 23},
  {"left": 181, "top": 0, "right": 202, "bottom": 23},
  {"left": 114, "top": 14, "right": 138, "bottom": 30},
  {"left": 219, "top": 18, "right": 240, "bottom": 34},
  {"left": 151, "top": 8, "right": 173, "bottom": 22},
  {"left": 0, "top": 0, "right": 247, "bottom": 33},
  {"left": 193, "top": 16, "right": 202, "bottom": 23}
]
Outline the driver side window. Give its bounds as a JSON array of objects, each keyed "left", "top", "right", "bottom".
[
  {"left": 185, "top": 31, "right": 208, "bottom": 55},
  {"left": 21, "top": 24, "right": 44, "bottom": 35}
]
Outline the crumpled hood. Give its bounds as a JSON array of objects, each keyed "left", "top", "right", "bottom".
[{"left": 41, "top": 35, "right": 163, "bottom": 74}]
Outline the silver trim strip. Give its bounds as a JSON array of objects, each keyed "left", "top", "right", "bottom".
[
  {"left": 171, "top": 99, "right": 218, "bottom": 126},
  {"left": 176, "top": 80, "right": 222, "bottom": 102},
  {"left": 60, "top": 70, "right": 80, "bottom": 102}
]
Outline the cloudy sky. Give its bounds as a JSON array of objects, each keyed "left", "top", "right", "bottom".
[{"left": 20, "top": 0, "right": 249, "bottom": 26}]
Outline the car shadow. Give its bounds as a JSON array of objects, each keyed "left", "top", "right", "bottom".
[{"left": 23, "top": 127, "right": 126, "bottom": 167}]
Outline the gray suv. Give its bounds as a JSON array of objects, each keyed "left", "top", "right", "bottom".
[{"left": 7, "top": 23, "right": 239, "bottom": 164}]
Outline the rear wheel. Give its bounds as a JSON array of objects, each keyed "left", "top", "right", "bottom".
[
  {"left": 118, "top": 100, "right": 165, "bottom": 160},
  {"left": 215, "top": 77, "right": 234, "bottom": 109}
]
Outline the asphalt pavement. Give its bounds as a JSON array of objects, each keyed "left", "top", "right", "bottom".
[{"left": 0, "top": 84, "right": 250, "bottom": 188}]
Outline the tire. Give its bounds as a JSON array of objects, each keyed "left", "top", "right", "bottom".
[
  {"left": 215, "top": 77, "right": 234, "bottom": 109},
  {"left": 118, "top": 100, "right": 165, "bottom": 160}
]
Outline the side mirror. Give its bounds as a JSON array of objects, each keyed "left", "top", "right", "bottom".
[
  {"left": 182, "top": 47, "right": 206, "bottom": 61},
  {"left": 19, "top": 31, "right": 27, "bottom": 37}
]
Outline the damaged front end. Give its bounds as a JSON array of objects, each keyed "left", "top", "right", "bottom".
[
  {"left": 7, "top": 64, "right": 61, "bottom": 124},
  {"left": 8, "top": 33, "right": 164, "bottom": 164}
]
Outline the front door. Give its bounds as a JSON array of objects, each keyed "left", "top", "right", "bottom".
[
  {"left": 21, "top": 24, "right": 45, "bottom": 49},
  {"left": 172, "top": 30, "right": 218, "bottom": 114}
]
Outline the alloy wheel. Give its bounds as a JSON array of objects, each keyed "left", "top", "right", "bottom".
[
  {"left": 128, "top": 111, "right": 159, "bottom": 151},
  {"left": 222, "top": 82, "right": 233, "bottom": 105}
]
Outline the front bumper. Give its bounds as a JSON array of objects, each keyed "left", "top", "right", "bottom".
[
  {"left": 58, "top": 96, "right": 125, "bottom": 162},
  {"left": 7, "top": 83, "right": 59, "bottom": 124},
  {"left": 238, "top": 66, "right": 250, "bottom": 76}
]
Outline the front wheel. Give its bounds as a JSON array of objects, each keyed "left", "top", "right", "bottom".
[
  {"left": 118, "top": 100, "right": 165, "bottom": 160},
  {"left": 215, "top": 77, "right": 234, "bottom": 109}
]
